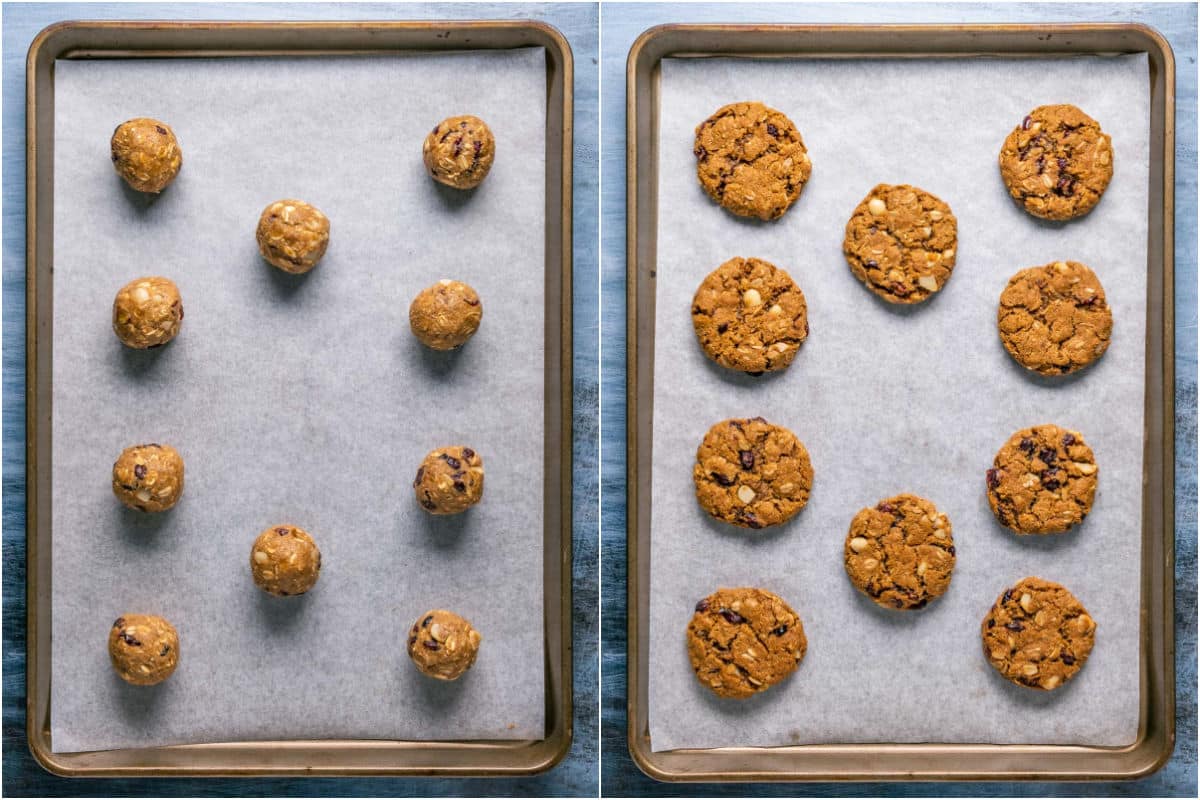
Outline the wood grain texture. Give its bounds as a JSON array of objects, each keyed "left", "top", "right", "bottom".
[
  {"left": 1, "top": 2, "right": 598, "bottom": 796},
  {"left": 600, "top": 2, "right": 1196, "bottom": 795}
]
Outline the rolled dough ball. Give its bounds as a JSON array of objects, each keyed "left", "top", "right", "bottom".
[
  {"left": 407, "top": 609, "right": 481, "bottom": 680},
  {"left": 256, "top": 199, "right": 330, "bottom": 274},
  {"left": 109, "top": 613, "right": 179, "bottom": 685},
  {"left": 112, "top": 276, "right": 183, "bottom": 349},
  {"left": 423, "top": 115, "right": 496, "bottom": 189},
  {"left": 250, "top": 524, "right": 322, "bottom": 596},
  {"left": 110, "top": 117, "right": 182, "bottom": 193},
  {"left": 413, "top": 446, "right": 484, "bottom": 514},
  {"left": 112, "top": 443, "right": 184, "bottom": 512},
  {"left": 409, "top": 279, "right": 483, "bottom": 350}
]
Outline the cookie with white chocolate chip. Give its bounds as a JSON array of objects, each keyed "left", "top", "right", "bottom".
[
  {"left": 109, "top": 613, "right": 179, "bottom": 686},
  {"left": 112, "top": 443, "right": 184, "bottom": 512},
  {"left": 999, "top": 104, "right": 1113, "bottom": 221},
  {"left": 844, "top": 494, "right": 955, "bottom": 610},
  {"left": 981, "top": 576, "right": 1095, "bottom": 690},
  {"left": 687, "top": 587, "right": 807, "bottom": 699},
  {"left": 407, "top": 609, "right": 482, "bottom": 680},
  {"left": 110, "top": 117, "right": 182, "bottom": 193},
  {"left": 987, "top": 424, "right": 1097, "bottom": 535},
  {"left": 112, "top": 276, "right": 183, "bottom": 349},
  {"left": 691, "top": 256, "right": 808, "bottom": 374},
  {"left": 693, "top": 417, "right": 813, "bottom": 529},
  {"left": 423, "top": 115, "right": 496, "bottom": 190},
  {"left": 409, "top": 279, "right": 483, "bottom": 350},
  {"left": 413, "top": 446, "right": 484, "bottom": 514},
  {"left": 250, "top": 525, "right": 322, "bottom": 596},
  {"left": 843, "top": 183, "right": 958, "bottom": 304},
  {"left": 255, "top": 199, "right": 330, "bottom": 274}
]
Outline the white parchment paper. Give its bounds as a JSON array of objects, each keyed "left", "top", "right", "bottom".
[
  {"left": 649, "top": 55, "right": 1149, "bottom": 751},
  {"left": 51, "top": 50, "right": 546, "bottom": 753}
]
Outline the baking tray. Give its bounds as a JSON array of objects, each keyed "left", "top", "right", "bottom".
[
  {"left": 626, "top": 23, "right": 1174, "bottom": 782},
  {"left": 26, "top": 20, "right": 573, "bottom": 777}
]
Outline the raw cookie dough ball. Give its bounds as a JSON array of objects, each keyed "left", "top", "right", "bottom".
[
  {"left": 691, "top": 256, "right": 809, "bottom": 374},
  {"left": 999, "top": 104, "right": 1113, "bottom": 221},
  {"left": 112, "top": 276, "right": 184, "bottom": 349},
  {"left": 409, "top": 279, "right": 483, "bottom": 350},
  {"left": 414, "top": 446, "right": 484, "bottom": 514},
  {"left": 250, "top": 525, "right": 322, "bottom": 596},
  {"left": 693, "top": 417, "right": 813, "bottom": 529},
  {"left": 406, "top": 609, "right": 482, "bottom": 680},
  {"left": 987, "top": 424, "right": 1097, "bottom": 534},
  {"left": 423, "top": 115, "right": 496, "bottom": 189},
  {"left": 694, "top": 101, "right": 812, "bottom": 221},
  {"left": 843, "top": 183, "right": 958, "bottom": 304},
  {"left": 844, "top": 494, "right": 956, "bottom": 610},
  {"left": 255, "top": 199, "right": 330, "bottom": 274},
  {"left": 998, "top": 260, "right": 1113, "bottom": 375},
  {"left": 981, "top": 576, "right": 1096, "bottom": 690},
  {"left": 110, "top": 118, "right": 182, "bottom": 193},
  {"left": 687, "top": 587, "right": 807, "bottom": 699},
  {"left": 109, "top": 613, "right": 179, "bottom": 685},
  {"left": 112, "top": 443, "right": 184, "bottom": 513}
]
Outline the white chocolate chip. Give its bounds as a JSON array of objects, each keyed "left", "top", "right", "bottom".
[
  {"left": 917, "top": 275, "right": 938, "bottom": 292},
  {"left": 253, "top": 550, "right": 269, "bottom": 564},
  {"left": 1022, "top": 663, "right": 1039, "bottom": 676},
  {"left": 135, "top": 489, "right": 152, "bottom": 503},
  {"left": 917, "top": 561, "right": 928, "bottom": 577},
  {"left": 1019, "top": 592, "right": 1035, "bottom": 613},
  {"left": 929, "top": 210, "right": 944, "bottom": 221},
  {"left": 430, "top": 623, "right": 445, "bottom": 642},
  {"left": 867, "top": 197, "right": 887, "bottom": 216},
  {"left": 921, "top": 226, "right": 933, "bottom": 238},
  {"left": 1042, "top": 675, "right": 1061, "bottom": 689},
  {"left": 942, "top": 248, "right": 955, "bottom": 260},
  {"left": 439, "top": 279, "right": 453, "bottom": 286},
  {"left": 1054, "top": 261, "right": 1070, "bottom": 273},
  {"left": 768, "top": 304, "right": 782, "bottom": 315},
  {"left": 132, "top": 287, "right": 150, "bottom": 304},
  {"left": 1075, "top": 462, "right": 1097, "bottom": 475},
  {"left": 849, "top": 536, "right": 869, "bottom": 553},
  {"left": 742, "top": 288, "right": 762, "bottom": 308},
  {"left": 861, "top": 558, "right": 879, "bottom": 570},
  {"left": 1041, "top": 174, "right": 1054, "bottom": 188},
  {"left": 737, "top": 485, "right": 756, "bottom": 504}
]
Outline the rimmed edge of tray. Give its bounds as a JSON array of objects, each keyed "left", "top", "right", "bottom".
[
  {"left": 625, "top": 22, "right": 1175, "bottom": 783},
  {"left": 26, "top": 19, "right": 573, "bottom": 778}
]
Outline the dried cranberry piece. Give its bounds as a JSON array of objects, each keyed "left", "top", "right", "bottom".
[
  {"left": 1019, "top": 437, "right": 1036, "bottom": 456},
  {"left": 422, "top": 616, "right": 433, "bottom": 628},
  {"left": 716, "top": 323, "right": 728, "bottom": 334},
  {"left": 719, "top": 608, "right": 746, "bottom": 624},
  {"left": 771, "top": 624, "right": 787, "bottom": 636},
  {"left": 743, "top": 514, "right": 762, "bottom": 530},
  {"left": 1077, "top": 295, "right": 1099, "bottom": 307},
  {"left": 134, "top": 464, "right": 147, "bottom": 479},
  {"left": 695, "top": 598, "right": 710, "bottom": 613},
  {"left": 1041, "top": 468, "right": 1064, "bottom": 490},
  {"left": 423, "top": 640, "right": 441, "bottom": 651},
  {"left": 113, "top": 617, "right": 126, "bottom": 629},
  {"left": 1022, "top": 115, "right": 1032, "bottom": 130},
  {"left": 986, "top": 468, "right": 1002, "bottom": 489},
  {"left": 1056, "top": 175, "right": 1076, "bottom": 196},
  {"left": 1038, "top": 448, "right": 1057, "bottom": 465},
  {"left": 877, "top": 501, "right": 895, "bottom": 513},
  {"left": 1005, "top": 621, "right": 1024, "bottom": 632},
  {"left": 1057, "top": 157, "right": 1068, "bottom": 171},
  {"left": 462, "top": 448, "right": 475, "bottom": 460},
  {"left": 276, "top": 527, "right": 289, "bottom": 536},
  {"left": 444, "top": 456, "right": 461, "bottom": 470},
  {"left": 1003, "top": 589, "right": 1014, "bottom": 603},
  {"left": 453, "top": 481, "right": 467, "bottom": 493},
  {"left": 738, "top": 450, "right": 755, "bottom": 469},
  {"left": 119, "top": 631, "right": 142, "bottom": 647},
  {"left": 711, "top": 472, "right": 735, "bottom": 487},
  {"left": 1061, "top": 653, "right": 1076, "bottom": 665},
  {"left": 987, "top": 618, "right": 995, "bottom": 628},
  {"left": 865, "top": 259, "right": 878, "bottom": 269},
  {"left": 890, "top": 282, "right": 911, "bottom": 297},
  {"left": 1062, "top": 433, "right": 1076, "bottom": 447},
  {"left": 155, "top": 125, "right": 167, "bottom": 135},
  {"left": 947, "top": 546, "right": 956, "bottom": 556},
  {"left": 1036, "top": 155, "right": 1045, "bottom": 174},
  {"left": 766, "top": 123, "right": 780, "bottom": 138},
  {"left": 160, "top": 644, "right": 171, "bottom": 656}
]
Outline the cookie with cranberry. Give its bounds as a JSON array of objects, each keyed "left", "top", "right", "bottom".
[
  {"left": 844, "top": 494, "right": 955, "bottom": 610},
  {"left": 981, "top": 576, "right": 1096, "bottom": 690},
  {"left": 998, "top": 260, "right": 1113, "bottom": 375},
  {"left": 999, "top": 104, "right": 1113, "bottom": 220},
  {"left": 987, "top": 425, "right": 1097, "bottom": 534}
]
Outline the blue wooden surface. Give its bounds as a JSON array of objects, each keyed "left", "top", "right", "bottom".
[
  {"left": 1, "top": 2, "right": 598, "bottom": 796},
  {"left": 599, "top": 2, "right": 1198, "bottom": 796}
]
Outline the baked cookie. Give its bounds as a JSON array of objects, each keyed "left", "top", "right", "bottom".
[
  {"left": 406, "top": 609, "right": 482, "bottom": 680},
  {"left": 844, "top": 494, "right": 955, "bottom": 610},
  {"left": 981, "top": 576, "right": 1096, "bottom": 690},
  {"left": 693, "top": 101, "right": 812, "bottom": 221},
  {"left": 110, "top": 118, "right": 182, "bottom": 193},
  {"left": 691, "top": 257, "right": 808, "bottom": 374},
  {"left": 409, "top": 279, "right": 483, "bottom": 350},
  {"left": 414, "top": 446, "right": 484, "bottom": 514},
  {"left": 423, "top": 115, "right": 496, "bottom": 190},
  {"left": 987, "top": 424, "right": 1097, "bottom": 534},
  {"left": 687, "top": 587, "right": 807, "bottom": 699},
  {"left": 112, "top": 443, "right": 184, "bottom": 513},
  {"left": 250, "top": 525, "right": 322, "bottom": 596},
  {"left": 112, "top": 276, "right": 183, "bottom": 349},
  {"left": 109, "top": 614, "right": 179, "bottom": 686},
  {"left": 256, "top": 199, "right": 330, "bottom": 274},
  {"left": 999, "top": 104, "right": 1113, "bottom": 220},
  {"left": 998, "top": 260, "right": 1113, "bottom": 375},
  {"left": 843, "top": 183, "right": 958, "bottom": 304},
  {"left": 693, "top": 418, "right": 813, "bottom": 529}
]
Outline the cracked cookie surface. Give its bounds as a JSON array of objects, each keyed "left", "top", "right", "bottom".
[
  {"left": 693, "top": 417, "right": 813, "bottom": 529},
  {"left": 109, "top": 613, "right": 179, "bottom": 686},
  {"left": 112, "top": 276, "right": 183, "bottom": 349},
  {"left": 423, "top": 115, "right": 496, "bottom": 190},
  {"left": 987, "top": 424, "right": 1097, "bottom": 534},
  {"left": 112, "top": 443, "right": 184, "bottom": 512},
  {"left": 843, "top": 183, "right": 958, "bottom": 304},
  {"left": 844, "top": 494, "right": 955, "bottom": 610},
  {"left": 981, "top": 576, "right": 1095, "bottom": 690},
  {"left": 110, "top": 118, "right": 181, "bottom": 193},
  {"left": 407, "top": 609, "right": 482, "bottom": 680},
  {"left": 694, "top": 101, "right": 811, "bottom": 221},
  {"left": 998, "top": 260, "right": 1112, "bottom": 375},
  {"left": 256, "top": 199, "right": 330, "bottom": 274},
  {"left": 691, "top": 256, "right": 808, "bottom": 373},
  {"left": 414, "top": 446, "right": 484, "bottom": 514},
  {"left": 687, "top": 587, "right": 807, "bottom": 699},
  {"left": 999, "top": 104, "right": 1113, "bottom": 220},
  {"left": 410, "top": 279, "right": 483, "bottom": 350},
  {"left": 250, "top": 525, "right": 322, "bottom": 596}
]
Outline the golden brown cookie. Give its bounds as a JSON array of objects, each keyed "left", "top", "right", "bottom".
[
  {"left": 693, "top": 417, "right": 813, "bottom": 529},
  {"left": 999, "top": 104, "right": 1113, "bottom": 220},
  {"left": 987, "top": 425, "right": 1097, "bottom": 534},
  {"left": 423, "top": 115, "right": 496, "bottom": 190},
  {"left": 844, "top": 494, "right": 956, "bottom": 610},
  {"left": 998, "top": 260, "right": 1113, "bottom": 375},
  {"left": 843, "top": 183, "right": 958, "bottom": 304},
  {"left": 112, "top": 276, "right": 183, "bottom": 349},
  {"left": 981, "top": 576, "right": 1096, "bottom": 690},
  {"left": 256, "top": 199, "right": 330, "bottom": 274},
  {"left": 414, "top": 446, "right": 484, "bottom": 514},
  {"left": 110, "top": 118, "right": 182, "bottom": 193},
  {"left": 690, "top": 257, "right": 808, "bottom": 374},
  {"left": 108, "top": 614, "right": 179, "bottom": 686},
  {"left": 693, "top": 101, "right": 812, "bottom": 221},
  {"left": 112, "top": 443, "right": 184, "bottom": 513},
  {"left": 409, "top": 279, "right": 483, "bottom": 350},
  {"left": 406, "top": 609, "right": 482, "bottom": 680},
  {"left": 687, "top": 587, "right": 807, "bottom": 699},
  {"left": 250, "top": 525, "right": 322, "bottom": 597}
]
